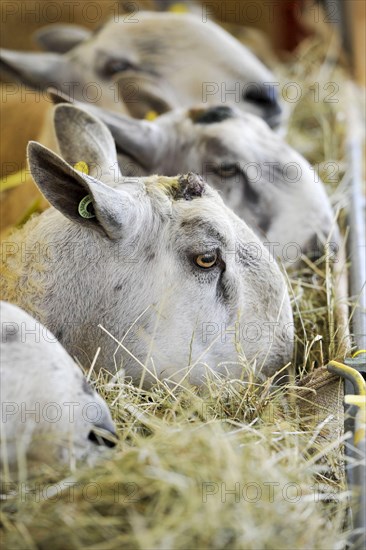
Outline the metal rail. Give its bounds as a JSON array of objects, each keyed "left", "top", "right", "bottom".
[{"left": 328, "top": 358, "right": 366, "bottom": 550}]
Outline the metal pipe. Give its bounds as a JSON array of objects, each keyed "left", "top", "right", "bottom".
[{"left": 347, "top": 117, "right": 366, "bottom": 351}]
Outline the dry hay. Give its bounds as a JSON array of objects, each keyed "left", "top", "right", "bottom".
[
  {"left": 0, "top": 374, "right": 350, "bottom": 550},
  {"left": 1, "top": 35, "right": 364, "bottom": 549}
]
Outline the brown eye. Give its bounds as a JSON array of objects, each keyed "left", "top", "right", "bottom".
[
  {"left": 195, "top": 252, "right": 218, "bottom": 269},
  {"left": 217, "top": 163, "right": 239, "bottom": 178}
]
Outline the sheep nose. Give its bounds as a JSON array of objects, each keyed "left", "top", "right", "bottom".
[
  {"left": 243, "top": 84, "right": 282, "bottom": 129},
  {"left": 302, "top": 234, "right": 339, "bottom": 262},
  {"left": 88, "top": 421, "right": 118, "bottom": 448}
]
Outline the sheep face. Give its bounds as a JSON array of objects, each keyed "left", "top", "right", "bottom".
[
  {"left": 155, "top": 106, "right": 340, "bottom": 265},
  {"left": 0, "top": 12, "right": 282, "bottom": 128},
  {"left": 2, "top": 105, "right": 293, "bottom": 387},
  {"left": 0, "top": 302, "right": 117, "bottom": 471},
  {"left": 61, "top": 100, "right": 339, "bottom": 266}
]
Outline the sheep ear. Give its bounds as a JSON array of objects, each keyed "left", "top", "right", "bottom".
[
  {"left": 48, "top": 90, "right": 165, "bottom": 172},
  {"left": 104, "top": 113, "right": 165, "bottom": 171},
  {"left": 33, "top": 24, "right": 92, "bottom": 53},
  {"left": 117, "top": 71, "right": 177, "bottom": 119},
  {"left": 0, "top": 48, "right": 67, "bottom": 88},
  {"left": 53, "top": 104, "right": 122, "bottom": 185},
  {"left": 27, "top": 142, "right": 133, "bottom": 239},
  {"left": 47, "top": 87, "right": 73, "bottom": 104}
]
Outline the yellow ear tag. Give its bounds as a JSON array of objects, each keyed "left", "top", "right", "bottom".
[
  {"left": 74, "top": 161, "right": 89, "bottom": 175},
  {"left": 78, "top": 195, "right": 96, "bottom": 219},
  {"left": 169, "top": 3, "right": 188, "bottom": 13},
  {"left": 145, "top": 110, "right": 158, "bottom": 121}
]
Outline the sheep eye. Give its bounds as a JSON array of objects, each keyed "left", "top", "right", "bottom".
[
  {"left": 104, "top": 58, "right": 133, "bottom": 76},
  {"left": 216, "top": 163, "right": 240, "bottom": 178},
  {"left": 195, "top": 252, "right": 218, "bottom": 269}
]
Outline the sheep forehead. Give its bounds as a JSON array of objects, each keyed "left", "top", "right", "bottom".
[
  {"left": 88, "top": 14, "right": 201, "bottom": 54},
  {"left": 143, "top": 173, "right": 211, "bottom": 201},
  {"left": 98, "top": 12, "right": 220, "bottom": 42},
  {"left": 171, "top": 107, "right": 277, "bottom": 155},
  {"left": 204, "top": 115, "right": 272, "bottom": 145},
  {"left": 170, "top": 213, "right": 229, "bottom": 258},
  {"left": 112, "top": 174, "right": 211, "bottom": 203},
  {"left": 113, "top": 174, "right": 255, "bottom": 247},
  {"left": 140, "top": 175, "right": 242, "bottom": 244},
  {"left": 82, "top": 12, "right": 259, "bottom": 71},
  {"left": 200, "top": 119, "right": 295, "bottom": 166},
  {"left": 172, "top": 197, "right": 257, "bottom": 249},
  {"left": 162, "top": 109, "right": 253, "bottom": 156}
]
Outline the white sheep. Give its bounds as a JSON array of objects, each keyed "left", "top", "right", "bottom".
[
  {"left": 50, "top": 96, "right": 339, "bottom": 266},
  {"left": 0, "top": 301, "right": 117, "bottom": 472},
  {"left": 1, "top": 105, "right": 294, "bottom": 387},
  {"left": 0, "top": 11, "right": 282, "bottom": 128}
]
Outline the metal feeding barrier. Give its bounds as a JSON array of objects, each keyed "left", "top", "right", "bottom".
[
  {"left": 314, "top": 4, "right": 366, "bottom": 547},
  {"left": 302, "top": 88, "right": 366, "bottom": 548},
  {"left": 331, "top": 87, "right": 366, "bottom": 549},
  {"left": 328, "top": 357, "right": 366, "bottom": 550}
]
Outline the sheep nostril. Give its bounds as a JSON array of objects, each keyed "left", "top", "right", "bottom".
[
  {"left": 243, "top": 84, "right": 282, "bottom": 128},
  {"left": 88, "top": 426, "right": 118, "bottom": 448},
  {"left": 302, "top": 234, "right": 339, "bottom": 263},
  {"left": 302, "top": 234, "right": 323, "bottom": 262}
]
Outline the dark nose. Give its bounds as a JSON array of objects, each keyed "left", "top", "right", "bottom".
[
  {"left": 243, "top": 84, "right": 282, "bottom": 129},
  {"left": 88, "top": 423, "right": 118, "bottom": 448},
  {"left": 302, "top": 234, "right": 339, "bottom": 263}
]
